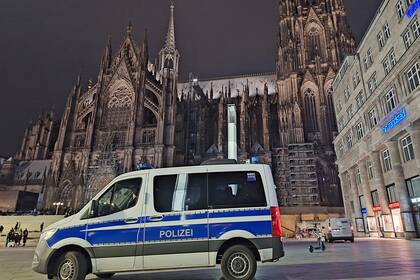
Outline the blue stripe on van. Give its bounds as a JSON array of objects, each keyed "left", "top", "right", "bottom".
[
  {"left": 47, "top": 209, "right": 272, "bottom": 247},
  {"left": 47, "top": 225, "right": 86, "bottom": 247},
  {"left": 210, "top": 220, "right": 272, "bottom": 239}
]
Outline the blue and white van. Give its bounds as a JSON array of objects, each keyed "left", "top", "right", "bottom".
[{"left": 32, "top": 163, "right": 284, "bottom": 280}]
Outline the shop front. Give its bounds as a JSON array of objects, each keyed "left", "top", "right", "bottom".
[
  {"left": 407, "top": 176, "right": 420, "bottom": 237},
  {"left": 389, "top": 202, "right": 405, "bottom": 238}
]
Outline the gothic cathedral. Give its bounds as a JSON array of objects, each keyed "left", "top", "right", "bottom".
[{"left": 3, "top": 0, "right": 356, "bottom": 210}]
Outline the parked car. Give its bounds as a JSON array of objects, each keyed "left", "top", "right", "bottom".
[{"left": 324, "top": 218, "right": 354, "bottom": 243}]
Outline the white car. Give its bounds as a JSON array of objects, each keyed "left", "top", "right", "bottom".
[
  {"left": 325, "top": 218, "right": 354, "bottom": 243},
  {"left": 32, "top": 162, "right": 284, "bottom": 280}
]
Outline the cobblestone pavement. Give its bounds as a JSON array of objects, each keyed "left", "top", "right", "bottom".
[{"left": 0, "top": 238, "right": 419, "bottom": 280}]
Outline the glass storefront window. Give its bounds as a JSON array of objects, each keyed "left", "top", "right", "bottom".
[{"left": 391, "top": 208, "right": 404, "bottom": 233}]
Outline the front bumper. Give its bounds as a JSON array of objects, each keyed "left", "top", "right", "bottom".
[{"left": 32, "top": 238, "right": 56, "bottom": 274}]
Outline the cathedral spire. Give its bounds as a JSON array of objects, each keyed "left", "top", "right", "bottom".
[{"left": 165, "top": 1, "right": 176, "bottom": 50}]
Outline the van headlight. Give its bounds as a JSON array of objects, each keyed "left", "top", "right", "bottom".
[{"left": 40, "top": 229, "right": 57, "bottom": 241}]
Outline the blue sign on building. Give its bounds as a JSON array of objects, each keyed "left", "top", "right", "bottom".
[
  {"left": 407, "top": 0, "right": 420, "bottom": 18},
  {"left": 361, "top": 208, "right": 367, "bottom": 215},
  {"left": 382, "top": 108, "right": 407, "bottom": 134}
]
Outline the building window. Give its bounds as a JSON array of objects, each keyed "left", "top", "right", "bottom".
[
  {"left": 377, "top": 31, "right": 385, "bottom": 48},
  {"left": 367, "top": 160, "right": 374, "bottom": 179},
  {"left": 389, "top": 50, "right": 397, "bottom": 67},
  {"left": 368, "top": 74, "right": 377, "bottom": 95},
  {"left": 384, "top": 22, "right": 391, "bottom": 40},
  {"left": 356, "top": 122, "right": 364, "bottom": 140},
  {"left": 368, "top": 108, "right": 378, "bottom": 128},
  {"left": 356, "top": 167, "right": 362, "bottom": 186},
  {"left": 406, "top": 176, "right": 420, "bottom": 198},
  {"left": 396, "top": 1, "right": 405, "bottom": 19},
  {"left": 383, "top": 149, "right": 392, "bottom": 172},
  {"left": 359, "top": 195, "right": 366, "bottom": 209},
  {"left": 412, "top": 18, "right": 420, "bottom": 38},
  {"left": 384, "top": 89, "right": 397, "bottom": 113},
  {"left": 336, "top": 99, "right": 342, "bottom": 112},
  {"left": 386, "top": 184, "right": 398, "bottom": 203},
  {"left": 401, "top": 135, "right": 415, "bottom": 162},
  {"left": 346, "top": 105, "right": 353, "bottom": 120},
  {"left": 356, "top": 92, "right": 365, "bottom": 109},
  {"left": 403, "top": 30, "right": 413, "bottom": 49},
  {"left": 344, "top": 87, "right": 350, "bottom": 101},
  {"left": 383, "top": 50, "right": 396, "bottom": 75},
  {"left": 346, "top": 133, "right": 353, "bottom": 149},
  {"left": 338, "top": 117, "right": 344, "bottom": 131},
  {"left": 407, "top": 62, "right": 420, "bottom": 92},
  {"left": 353, "top": 72, "right": 361, "bottom": 88},
  {"left": 367, "top": 48, "right": 374, "bottom": 64},
  {"left": 363, "top": 56, "right": 369, "bottom": 70},
  {"left": 383, "top": 59, "right": 391, "bottom": 75},
  {"left": 371, "top": 190, "right": 379, "bottom": 206}
]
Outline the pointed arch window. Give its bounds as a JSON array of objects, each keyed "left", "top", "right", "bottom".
[
  {"left": 104, "top": 84, "right": 133, "bottom": 128},
  {"left": 303, "top": 89, "right": 319, "bottom": 132}
]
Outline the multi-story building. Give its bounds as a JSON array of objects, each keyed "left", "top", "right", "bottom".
[{"left": 333, "top": 0, "right": 420, "bottom": 238}]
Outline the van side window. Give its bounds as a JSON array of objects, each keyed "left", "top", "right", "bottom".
[
  {"left": 154, "top": 173, "right": 207, "bottom": 212},
  {"left": 208, "top": 171, "right": 266, "bottom": 209},
  {"left": 96, "top": 178, "right": 142, "bottom": 217}
]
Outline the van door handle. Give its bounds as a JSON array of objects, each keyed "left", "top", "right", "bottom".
[
  {"left": 149, "top": 215, "right": 163, "bottom": 222},
  {"left": 124, "top": 217, "right": 138, "bottom": 223}
]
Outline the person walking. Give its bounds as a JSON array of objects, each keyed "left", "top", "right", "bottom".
[
  {"left": 14, "top": 222, "right": 19, "bottom": 231},
  {"left": 0, "top": 224, "right": 4, "bottom": 236},
  {"left": 40, "top": 222, "right": 44, "bottom": 233},
  {"left": 6, "top": 228, "right": 14, "bottom": 247},
  {"left": 22, "top": 228, "right": 28, "bottom": 246}
]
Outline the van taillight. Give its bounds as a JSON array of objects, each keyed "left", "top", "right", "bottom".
[{"left": 270, "top": 207, "right": 282, "bottom": 237}]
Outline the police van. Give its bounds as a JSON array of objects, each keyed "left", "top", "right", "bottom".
[{"left": 32, "top": 162, "right": 284, "bottom": 280}]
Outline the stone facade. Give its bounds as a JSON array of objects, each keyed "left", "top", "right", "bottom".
[
  {"left": 333, "top": 0, "right": 420, "bottom": 238},
  {"left": 1, "top": 0, "right": 357, "bottom": 211}
]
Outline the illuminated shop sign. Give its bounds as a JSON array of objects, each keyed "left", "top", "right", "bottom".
[
  {"left": 382, "top": 108, "right": 407, "bottom": 133},
  {"left": 373, "top": 206, "right": 381, "bottom": 212},
  {"left": 407, "top": 0, "right": 420, "bottom": 18},
  {"left": 411, "top": 197, "right": 420, "bottom": 204},
  {"left": 389, "top": 202, "right": 400, "bottom": 209}
]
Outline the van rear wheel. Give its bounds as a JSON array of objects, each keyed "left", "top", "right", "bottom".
[
  {"left": 53, "top": 251, "right": 87, "bottom": 280},
  {"left": 221, "top": 245, "right": 256, "bottom": 280}
]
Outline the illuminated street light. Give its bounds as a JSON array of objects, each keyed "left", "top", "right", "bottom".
[{"left": 53, "top": 202, "right": 64, "bottom": 215}]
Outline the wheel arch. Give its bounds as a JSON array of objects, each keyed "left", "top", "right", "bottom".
[
  {"left": 47, "top": 245, "right": 94, "bottom": 276},
  {"left": 215, "top": 237, "right": 261, "bottom": 264}
]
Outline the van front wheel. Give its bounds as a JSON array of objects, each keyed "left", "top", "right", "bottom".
[
  {"left": 53, "top": 251, "right": 87, "bottom": 280},
  {"left": 221, "top": 245, "right": 257, "bottom": 280}
]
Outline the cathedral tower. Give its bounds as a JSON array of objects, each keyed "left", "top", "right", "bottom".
[{"left": 275, "top": 0, "right": 355, "bottom": 206}]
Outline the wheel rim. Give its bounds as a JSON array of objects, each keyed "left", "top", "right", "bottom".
[
  {"left": 227, "top": 252, "right": 250, "bottom": 278},
  {"left": 59, "top": 259, "right": 76, "bottom": 280}
]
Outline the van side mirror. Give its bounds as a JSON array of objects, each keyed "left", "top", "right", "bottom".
[{"left": 90, "top": 200, "right": 98, "bottom": 218}]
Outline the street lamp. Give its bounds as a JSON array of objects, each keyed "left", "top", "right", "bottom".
[{"left": 53, "top": 202, "right": 64, "bottom": 215}]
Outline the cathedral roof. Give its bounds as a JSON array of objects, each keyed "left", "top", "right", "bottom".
[{"left": 177, "top": 72, "right": 277, "bottom": 99}]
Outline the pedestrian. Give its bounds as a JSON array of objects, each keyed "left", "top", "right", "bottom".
[
  {"left": 0, "top": 224, "right": 4, "bottom": 236},
  {"left": 6, "top": 228, "right": 15, "bottom": 247},
  {"left": 14, "top": 222, "right": 19, "bottom": 231},
  {"left": 40, "top": 222, "right": 44, "bottom": 233},
  {"left": 22, "top": 228, "right": 28, "bottom": 247}
]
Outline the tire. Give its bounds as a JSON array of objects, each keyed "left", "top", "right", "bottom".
[
  {"left": 53, "top": 251, "right": 88, "bottom": 280},
  {"left": 350, "top": 238, "right": 354, "bottom": 243},
  {"left": 309, "top": 245, "right": 314, "bottom": 253},
  {"left": 95, "top": 273, "right": 115, "bottom": 279},
  {"left": 221, "top": 245, "right": 257, "bottom": 280}
]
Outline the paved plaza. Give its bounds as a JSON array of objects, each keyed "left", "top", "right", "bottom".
[{"left": 0, "top": 238, "right": 419, "bottom": 280}]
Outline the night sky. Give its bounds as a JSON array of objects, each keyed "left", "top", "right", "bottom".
[{"left": 0, "top": 0, "right": 380, "bottom": 157}]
